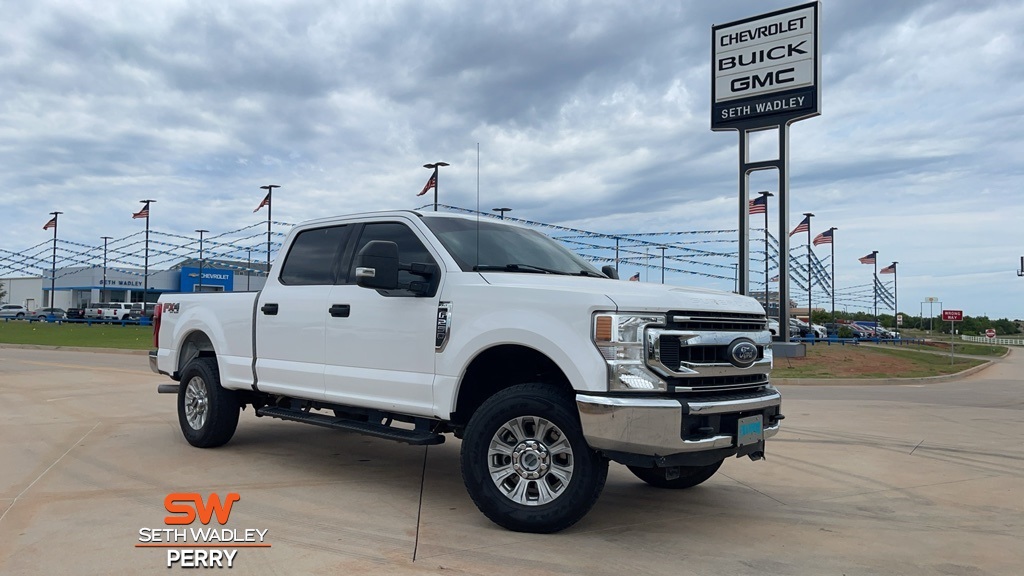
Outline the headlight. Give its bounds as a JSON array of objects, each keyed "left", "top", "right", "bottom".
[{"left": 592, "top": 313, "right": 667, "bottom": 392}]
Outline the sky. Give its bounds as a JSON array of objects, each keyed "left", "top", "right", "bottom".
[{"left": 1, "top": 0, "right": 1022, "bottom": 319}]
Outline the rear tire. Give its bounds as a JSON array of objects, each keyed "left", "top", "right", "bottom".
[
  {"left": 177, "top": 357, "right": 239, "bottom": 448},
  {"left": 460, "top": 383, "right": 608, "bottom": 533},
  {"left": 627, "top": 460, "right": 724, "bottom": 489}
]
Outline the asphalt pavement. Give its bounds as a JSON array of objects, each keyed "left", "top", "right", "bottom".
[{"left": 0, "top": 345, "right": 1021, "bottom": 575}]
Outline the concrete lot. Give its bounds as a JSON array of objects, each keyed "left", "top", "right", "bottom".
[{"left": 0, "top": 346, "right": 1021, "bottom": 575}]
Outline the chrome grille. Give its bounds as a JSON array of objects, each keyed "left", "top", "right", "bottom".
[
  {"left": 646, "top": 314, "right": 772, "bottom": 393},
  {"left": 667, "top": 310, "right": 768, "bottom": 332}
]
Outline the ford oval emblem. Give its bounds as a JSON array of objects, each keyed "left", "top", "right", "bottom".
[{"left": 728, "top": 339, "right": 758, "bottom": 367}]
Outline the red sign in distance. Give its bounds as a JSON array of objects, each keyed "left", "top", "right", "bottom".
[
  {"left": 942, "top": 310, "right": 963, "bottom": 321},
  {"left": 986, "top": 329, "right": 996, "bottom": 339}
]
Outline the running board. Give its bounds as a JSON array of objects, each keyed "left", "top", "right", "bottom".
[{"left": 255, "top": 406, "right": 445, "bottom": 446}]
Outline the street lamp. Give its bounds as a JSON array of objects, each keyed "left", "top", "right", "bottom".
[
  {"left": 423, "top": 162, "right": 449, "bottom": 212},
  {"left": 101, "top": 236, "right": 112, "bottom": 300},
  {"left": 195, "top": 229, "right": 209, "bottom": 292},
  {"left": 492, "top": 207, "right": 512, "bottom": 220}
]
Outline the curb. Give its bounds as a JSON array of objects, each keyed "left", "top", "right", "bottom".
[
  {"left": 773, "top": 358, "right": 994, "bottom": 386},
  {"left": 0, "top": 343, "right": 149, "bottom": 356}
]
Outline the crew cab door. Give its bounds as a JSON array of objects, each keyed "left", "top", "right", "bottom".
[
  {"left": 324, "top": 220, "right": 441, "bottom": 416},
  {"left": 254, "top": 224, "right": 352, "bottom": 400}
]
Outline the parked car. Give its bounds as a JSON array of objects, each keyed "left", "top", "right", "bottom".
[
  {"left": 30, "top": 307, "right": 66, "bottom": 320},
  {"left": 768, "top": 318, "right": 779, "bottom": 336},
  {"left": 0, "top": 304, "right": 28, "bottom": 319},
  {"left": 84, "top": 303, "right": 132, "bottom": 320},
  {"left": 65, "top": 307, "right": 86, "bottom": 320},
  {"left": 129, "top": 303, "right": 157, "bottom": 320},
  {"left": 789, "top": 318, "right": 812, "bottom": 337}
]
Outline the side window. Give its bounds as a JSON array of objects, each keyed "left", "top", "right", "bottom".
[
  {"left": 349, "top": 222, "right": 436, "bottom": 290},
  {"left": 279, "top": 225, "right": 349, "bottom": 285}
]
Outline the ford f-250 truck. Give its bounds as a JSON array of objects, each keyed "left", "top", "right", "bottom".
[{"left": 150, "top": 210, "right": 782, "bottom": 533}]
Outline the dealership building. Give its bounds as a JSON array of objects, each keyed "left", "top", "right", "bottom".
[{"left": 0, "top": 261, "right": 266, "bottom": 310}]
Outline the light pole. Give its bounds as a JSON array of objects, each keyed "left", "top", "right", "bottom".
[
  {"left": 757, "top": 191, "right": 773, "bottom": 314},
  {"left": 803, "top": 212, "right": 814, "bottom": 321},
  {"left": 423, "top": 162, "right": 449, "bottom": 212},
  {"left": 101, "top": 236, "right": 112, "bottom": 301},
  {"left": 195, "top": 229, "right": 208, "bottom": 292},
  {"left": 659, "top": 246, "right": 667, "bottom": 284},
  {"left": 492, "top": 207, "right": 512, "bottom": 220},
  {"left": 47, "top": 211, "right": 63, "bottom": 307},
  {"left": 259, "top": 185, "right": 279, "bottom": 271}
]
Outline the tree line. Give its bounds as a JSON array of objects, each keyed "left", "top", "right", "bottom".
[{"left": 808, "top": 309, "right": 1021, "bottom": 336}]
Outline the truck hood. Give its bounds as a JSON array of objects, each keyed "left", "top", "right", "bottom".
[{"left": 477, "top": 273, "right": 765, "bottom": 315}]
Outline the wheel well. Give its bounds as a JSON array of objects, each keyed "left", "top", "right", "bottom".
[
  {"left": 452, "top": 344, "right": 573, "bottom": 430},
  {"left": 176, "top": 330, "right": 217, "bottom": 375}
]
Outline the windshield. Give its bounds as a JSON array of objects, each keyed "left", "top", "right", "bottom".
[{"left": 422, "top": 217, "right": 606, "bottom": 277}]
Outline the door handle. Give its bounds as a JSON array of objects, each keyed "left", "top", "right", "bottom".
[
  {"left": 329, "top": 304, "right": 351, "bottom": 318},
  {"left": 261, "top": 303, "right": 279, "bottom": 315}
]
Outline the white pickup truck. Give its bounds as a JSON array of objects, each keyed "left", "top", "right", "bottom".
[{"left": 150, "top": 210, "right": 781, "bottom": 533}]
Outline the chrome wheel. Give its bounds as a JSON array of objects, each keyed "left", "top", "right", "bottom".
[
  {"left": 487, "top": 415, "right": 574, "bottom": 506},
  {"left": 183, "top": 376, "right": 210, "bottom": 430}
]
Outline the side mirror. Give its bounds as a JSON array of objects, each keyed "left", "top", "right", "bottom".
[
  {"left": 601, "top": 265, "right": 619, "bottom": 280},
  {"left": 355, "top": 240, "right": 400, "bottom": 290}
]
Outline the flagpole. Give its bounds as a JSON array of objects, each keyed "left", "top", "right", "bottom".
[
  {"left": 830, "top": 228, "right": 837, "bottom": 325},
  {"left": 803, "top": 212, "right": 814, "bottom": 323},
  {"left": 759, "top": 191, "right": 773, "bottom": 315},
  {"left": 872, "top": 251, "right": 879, "bottom": 329},
  {"left": 140, "top": 199, "right": 155, "bottom": 304},
  {"left": 423, "top": 162, "right": 449, "bottom": 212},
  {"left": 49, "top": 211, "right": 62, "bottom": 307},
  {"left": 260, "top": 185, "right": 280, "bottom": 272},
  {"left": 891, "top": 262, "right": 899, "bottom": 332}
]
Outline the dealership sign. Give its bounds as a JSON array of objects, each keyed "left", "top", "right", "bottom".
[{"left": 712, "top": 2, "right": 820, "bottom": 129}]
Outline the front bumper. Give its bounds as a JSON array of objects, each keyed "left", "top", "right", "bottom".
[{"left": 576, "top": 389, "right": 782, "bottom": 464}]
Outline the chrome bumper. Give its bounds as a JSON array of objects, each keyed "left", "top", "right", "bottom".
[{"left": 576, "top": 390, "right": 781, "bottom": 456}]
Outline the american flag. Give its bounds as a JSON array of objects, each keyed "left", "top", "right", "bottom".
[
  {"left": 748, "top": 195, "right": 767, "bottom": 215},
  {"left": 132, "top": 201, "right": 150, "bottom": 219},
  {"left": 254, "top": 192, "right": 271, "bottom": 213},
  {"left": 812, "top": 229, "right": 834, "bottom": 246},
  {"left": 43, "top": 216, "right": 57, "bottom": 230},
  {"left": 789, "top": 215, "right": 810, "bottom": 237},
  {"left": 628, "top": 272, "right": 640, "bottom": 281},
  {"left": 417, "top": 173, "right": 437, "bottom": 197},
  {"left": 859, "top": 253, "right": 877, "bottom": 265},
  {"left": 880, "top": 263, "right": 896, "bottom": 274}
]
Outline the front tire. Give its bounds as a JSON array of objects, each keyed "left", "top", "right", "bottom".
[
  {"left": 460, "top": 383, "right": 608, "bottom": 533},
  {"left": 627, "top": 460, "right": 724, "bottom": 489},
  {"left": 177, "top": 357, "right": 239, "bottom": 448}
]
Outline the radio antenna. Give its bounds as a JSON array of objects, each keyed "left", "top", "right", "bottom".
[{"left": 476, "top": 143, "right": 480, "bottom": 268}]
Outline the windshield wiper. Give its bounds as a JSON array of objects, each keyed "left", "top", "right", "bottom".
[
  {"left": 473, "top": 264, "right": 569, "bottom": 275},
  {"left": 577, "top": 269, "right": 606, "bottom": 278}
]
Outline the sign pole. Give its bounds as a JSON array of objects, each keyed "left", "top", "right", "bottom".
[{"left": 950, "top": 320, "right": 955, "bottom": 365}]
